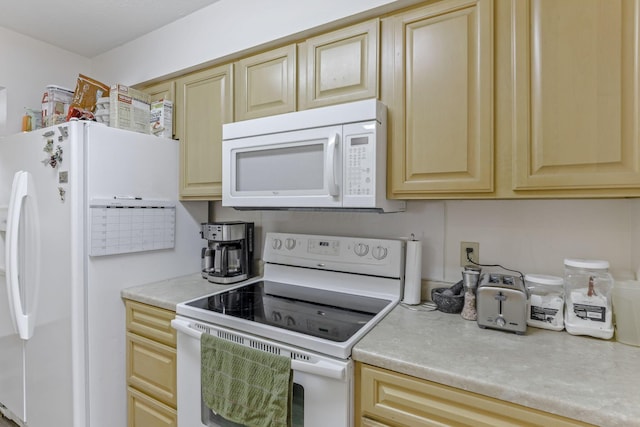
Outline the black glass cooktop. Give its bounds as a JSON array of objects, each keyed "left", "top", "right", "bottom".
[{"left": 186, "top": 280, "right": 392, "bottom": 342}]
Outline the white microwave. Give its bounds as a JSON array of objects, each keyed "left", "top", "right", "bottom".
[{"left": 222, "top": 99, "right": 405, "bottom": 213}]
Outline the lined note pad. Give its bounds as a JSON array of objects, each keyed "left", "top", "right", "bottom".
[{"left": 89, "top": 199, "right": 176, "bottom": 256}]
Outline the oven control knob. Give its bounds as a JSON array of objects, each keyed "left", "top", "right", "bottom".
[
  {"left": 496, "top": 316, "right": 506, "bottom": 328},
  {"left": 285, "top": 238, "right": 296, "bottom": 250},
  {"left": 285, "top": 315, "right": 296, "bottom": 327},
  {"left": 272, "top": 238, "right": 283, "bottom": 250},
  {"left": 354, "top": 243, "right": 369, "bottom": 257},
  {"left": 272, "top": 311, "right": 282, "bottom": 322},
  {"left": 372, "top": 245, "right": 388, "bottom": 260}
]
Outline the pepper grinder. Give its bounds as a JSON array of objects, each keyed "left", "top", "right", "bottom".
[{"left": 461, "top": 267, "right": 480, "bottom": 320}]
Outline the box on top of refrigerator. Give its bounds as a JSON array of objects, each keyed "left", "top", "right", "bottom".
[
  {"left": 150, "top": 99, "right": 173, "bottom": 138},
  {"left": 42, "top": 85, "right": 74, "bottom": 127},
  {"left": 109, "top": 84, "right": 151, "bottom": 134}
]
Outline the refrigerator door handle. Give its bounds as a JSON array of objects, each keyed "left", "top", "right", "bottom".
[{"left": 6, "top": 170, "right": 40, "bottom": 340}]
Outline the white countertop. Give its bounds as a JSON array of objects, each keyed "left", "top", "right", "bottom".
[
  {"left": 121, "top": 272, "right": 232, "bottom": 310},
  {"left": 122, "top": 274, "right": 640, "bottom": 426},
  {"left": 352, "top": 305, "right": 640, "bottom": 427}
]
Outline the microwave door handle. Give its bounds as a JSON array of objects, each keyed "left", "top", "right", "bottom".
[{"left": 326, "top": 133, "right": 340, "bottom": 196}]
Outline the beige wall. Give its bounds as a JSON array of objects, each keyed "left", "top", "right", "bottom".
[
  {"left": 213, "top": 199, "right": 637, "bottom": 284},
  {"left": 90, "top": 0, "right": 422, "bottom": 86},
  {"left": 0, "top": 27, "right": 90, "bottom": 136}
]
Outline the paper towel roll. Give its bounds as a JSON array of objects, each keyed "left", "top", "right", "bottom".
[{"left": 403, "top": 239, "right": 422, "bottom": 305}]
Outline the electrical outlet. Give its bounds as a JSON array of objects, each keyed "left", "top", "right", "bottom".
[{"left": 460, "top": 241, "right": 479, "bottom": 267}]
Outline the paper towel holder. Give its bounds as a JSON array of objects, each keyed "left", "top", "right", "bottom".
[{"left": 402, "top": 234, "right": 422, "bottom": 305}]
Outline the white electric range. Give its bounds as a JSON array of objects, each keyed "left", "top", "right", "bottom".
[{"left": 172, "top": 232, "right": 405, "bottom": 427}]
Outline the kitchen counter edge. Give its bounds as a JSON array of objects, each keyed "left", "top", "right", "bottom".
[{"left": 120, "top": 272, "right": 231, "bottom": 311}]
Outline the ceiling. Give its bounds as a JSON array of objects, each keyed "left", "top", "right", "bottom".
[{"left": 0, "top": 0, "right": 222, "bottom": 57}]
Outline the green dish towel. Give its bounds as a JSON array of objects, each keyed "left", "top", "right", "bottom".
[{"left": 201, "top": 333, "right": 293, "bottom": 427}]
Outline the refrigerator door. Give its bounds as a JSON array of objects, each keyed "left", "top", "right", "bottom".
[
  {"left": 1, "top": 122, "right": 205, "bottom": 427},
  {"left": 0, "top": 197, "right": 25, "bottom": 427},
  {"left": 0, "top": 124, "right": 74, "bottom": 427},
  {"left": 83, "top": 123, "right": 204, "bottom": 427},
  {"left": 6, "top": 171, "right": 41, "bottom": 340}
]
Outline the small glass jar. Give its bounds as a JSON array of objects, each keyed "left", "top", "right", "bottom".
[
  {"left": 525, "top": 274, "right": 564, "bottom": 331},
  {"left": 460, "top": 268, "right": 480, "bottom": 321},
  {"left": 563, "top": 259, "right": 614, "bottom": 339}
]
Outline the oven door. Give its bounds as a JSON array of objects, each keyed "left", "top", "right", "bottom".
[
  {"left": 172, "top": 317, "right": 353, "bottom": 427},
  {"left": 222, "top": 125, "right": 343, "bottom": 209}
]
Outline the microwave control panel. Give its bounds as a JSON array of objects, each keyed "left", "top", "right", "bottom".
[{"left": 345, "top": 133, "right": 374, "bottom": 196}]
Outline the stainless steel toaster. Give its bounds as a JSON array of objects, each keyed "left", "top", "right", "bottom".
[{"left": 476, "top": 273, "right": 528, "bottom": 335}]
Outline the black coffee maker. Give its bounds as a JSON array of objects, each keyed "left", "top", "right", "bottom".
[{"left": 200, "top": 221, "right": 254, "bottom": 284}]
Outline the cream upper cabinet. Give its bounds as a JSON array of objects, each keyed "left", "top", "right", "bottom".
[
  {"left": 175, "top": 64, "right": 233, "bottom": 200},
  {"left": 141, "top": 80, "right": 176, "bottom": 138},
  {"left": 235, "top": 45, "right": 296, "bottom": 121},
  {"left": 142, "top": 80, "right": 175, "bottom": 103},
  {"left": 298, "top": 19, "right": 379, "bottom": 110},
  {"left": 511, "top": 0, "right": 640, "bottom": 191},
  {"left": 385, "top": 0, "right": 493, "bottom": 197}
]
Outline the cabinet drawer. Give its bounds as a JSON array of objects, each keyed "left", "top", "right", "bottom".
[
  {"left": 362, "top": 416, "right": 391, "bottom": 427},
  {"left": 126, "top": 300, "right": 176, "bottom": 347},
  {"left": 127, "top": 332, "right": 177, "bottom": 408},
  {"left": 358, "top": 363, "right": 594, "bottom": 427},
  {"left": 127, "top": 386, "right": 177, "bottom": 427}
]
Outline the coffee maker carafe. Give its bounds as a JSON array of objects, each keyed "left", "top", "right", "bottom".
[{"left": 201, "top": 221, "right": 254, "bottom": 284}]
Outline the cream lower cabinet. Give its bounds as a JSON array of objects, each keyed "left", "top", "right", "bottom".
[
  {"left": 356, "top": 363, "right": 594, "bottom": 427},
  {"left": 125, "top": 300, "right": 177, "bottom": 427},
  {"left": 385, "top": 0, "right": 494, "bottom": 197},
  {"left": 511, "top": 0, "right": 640, "bottom": 192},
  {"left": 176, "top": 64, "right": 233, "bottom": 199}
]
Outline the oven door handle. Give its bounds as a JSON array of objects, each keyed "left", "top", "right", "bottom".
[
  {"left": 171, "top": 318, "right": 347, "bottom": 380},
  {"left": 172, "top": 318, "right": 202, "bottom": 339},
  {"left": 291, "top": 358, "right": 346, "bottom": 380}
]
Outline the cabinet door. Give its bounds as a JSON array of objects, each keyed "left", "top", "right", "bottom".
[
  {"left": 176, "top": 64, "right": 233, "bottom": 199},
  {"left": 512, "top": 0, "right": 640, "bottom": 190},
  {"left": 141, "top": 80, "right": 176, "bottom": 139},
  {"left": 386, "top": 0, "right": 493, "bottom": 196},
  {"left": 127, "top": 387, "right": 177, "bottom": 427},
  {"left": 127, "top": 332, "right": 177, "bottom": 408},
  {"left": 142, "top": 80, "right": 175, "bottom": 103},
  {"left": 235, "top": 45, "right": 296, "bottom": 120},
  {"left": 357, "top": 363, "right": 594, "bottom": 427},
  {"left": 299, "top": 19, "right": 379, "bottom": 110}
]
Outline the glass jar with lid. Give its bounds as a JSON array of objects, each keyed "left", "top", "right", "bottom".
[
  {"left": 563, "top": 258, "right": 614, "bottom": 339},
  {"left": 525, "top": 274, "right": 564, "bottom": 331}
]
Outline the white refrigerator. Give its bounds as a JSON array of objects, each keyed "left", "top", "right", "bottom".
[{"left": 0, "top": 121, "right": 206, "bottom": 427}]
